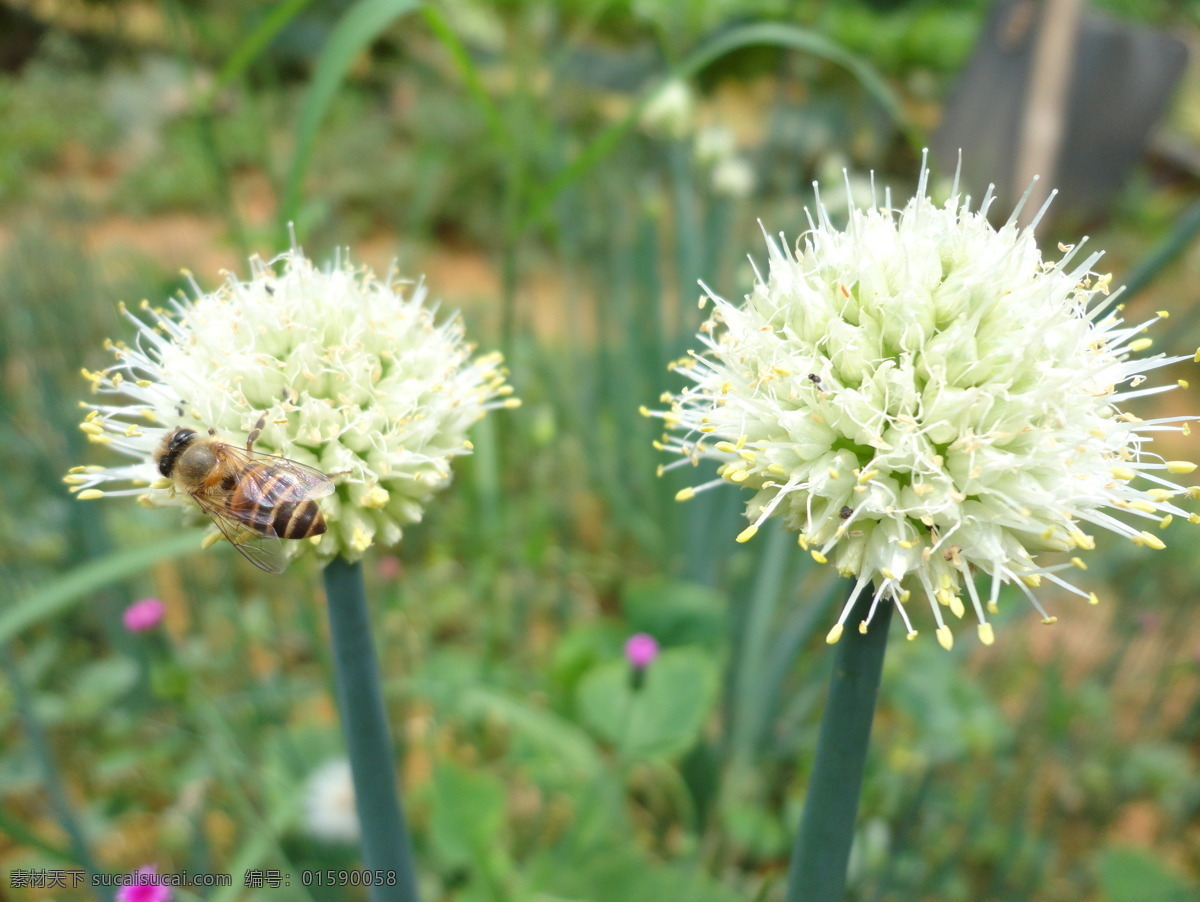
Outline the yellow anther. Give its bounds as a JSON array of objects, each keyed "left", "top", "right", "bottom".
[
  {"left": 1165, "top": 460, "right": 1196, "bottom": 474},
  {"left": 1146, "top": 489, "right": 1174, "bottom": 502},
  {"left": 736, "top": 525, "right": 758, "bottom": 543},
  {"left": 1179, "top": 379, "right": 1190, "bottom": 389},
  {"left": 987, "top": 600, "right": 999, "bottom": 614},
  {"left": 977, "top": 623, "right": 995, "bottom": 646},
  {"left": 714, "top": 441, "right": 736, "bottom": 453},
  {"left": 1128, "top": 338, "right": 1153, "bottom": 352},
  {"left": 87, "top": 434, "right": 113, "bottom": 445},
  {"left": 79, "top": 422, "right": 104, "bottom": 436},
  {"left": 1070, "top": 556, "right": 1087, "bottom": 570},
  {"left": 1157, "top": 310, "right": 1169, "bottom": 318},
  {"left": 825, "top": 623, "right": 844, "bottom": 645},
  {"left": 675, "top": 487, "right": 696, "bottom": 502},
  {"left": 906, "top": 630, "right": 918, "bottom": 641},
  {"left": 1021, "top": 574, "right": 1041, "bottom": 587},
  {"left": 201, "top": 532, "right": 222, "bottom": 550},
  {"left": 858, "top": 621, "right": 868, "bottom": 634},
  {"left": 62, "top": 475, "right": 87, "bottom": 485},
  {"left": 1088, "top": 592, "right": 1099, "bottom": 605},
  {"left": 797, "top": 534, "right": 810, "bottom": 550},
  {"left": 1109, "top": 466, "right": 1136, "bottom": 481},
  {"left": 728, "top": 470, "right": 749, "bottom": 483},
  {"left": 936, "top": 626, "right": 953, "bottom": 650},
  {"left": 638, "top": 405, "right": 652, "bottom": 417},
  {"left": 1135, "top": 530, "right": 1166, "bottom": 550},
  {"left": 1041, "top": 616, "right": 1058, "bottom": 625},
  {"left": 124, "top": 425, "right": 142, "bottom": 437},
  {"left": 1159, "top": 514, "right": 1173, "bottom": 529},
  {"left": 898, "top": 539, "right": 915, "bottom": 549},
  {"left": 811, "top": 550, "right": 827, "bottom": 564},
  {"left": 881, "top": 568, "right": 897, "bottom": 581},
  {"left": 76, "top": 489, "right": 104, "bottom": 500},
  {"left": 949, "top": 595, "right": 965, "bottom": 619}
]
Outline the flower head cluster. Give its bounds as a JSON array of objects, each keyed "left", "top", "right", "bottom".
[
  {"left": 649, "top": 161, "right": 1199, "bottom": 648},
  {"left": 303, "top": 758, "right": 359, "bottom": 843},
  {"left": 66, "top": 248, "right": 516, "bottom": 568}
]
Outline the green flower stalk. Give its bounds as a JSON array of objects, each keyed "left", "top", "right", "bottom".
[{"left": 68, "top": 247, "right": 517, "bottom": 898}]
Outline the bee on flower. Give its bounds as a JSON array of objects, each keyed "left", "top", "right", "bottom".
[
  {"left": 65, "top": 248, "right": 517, "bottom": 571},
  {"left": 646, "top": 156, "right": 1200, "bottom": 648}
]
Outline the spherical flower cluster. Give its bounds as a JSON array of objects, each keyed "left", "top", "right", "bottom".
[
  {"left": 302, "top": 758, "right": 359, "bottom": 843},
  {"left": 66, "top": 248, "right": 516, "bottom": 569},
  {"left": 648, "top": 162, "right": 1200, "bottom": 649}
]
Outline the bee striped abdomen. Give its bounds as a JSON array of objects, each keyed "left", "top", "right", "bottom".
[{"left": 233, "top": 463, "right": 327, "bottom": 539}]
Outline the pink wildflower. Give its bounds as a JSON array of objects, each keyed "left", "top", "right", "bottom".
[
  {"left": 123, "top": 598, "right": 165, "bottom": 633},
  {"left": 117, "top": 866, "right": 171, "bottom": 902}
]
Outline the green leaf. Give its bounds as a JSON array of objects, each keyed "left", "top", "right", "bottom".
[
  {"left": 1097, "top": 847, "right": 1197, "bottom": 902},
  {"left": 207, "top": 0, "right": 317, "bottom": 102},
  {"left": 620, "top": 577, "right": 726, "bottom": 649},
  {"left": 0, "top": 530, "right": 204, "bottom": 643},
  {"left": 68, "top": 657, "right": 138, "bottom": 719},
  {"left": 280, "top": 0, "right": 422, "bottom": 233},
  {"left": 577, "top": 647, "right": 718, "bottom": 760},
  {"left": 523, "top": 20, "right": 911, "bottom": 230},
  {"left": 429, "top": 761, "right": 507, "bottom": 870}
]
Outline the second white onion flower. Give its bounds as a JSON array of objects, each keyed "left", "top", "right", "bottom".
[{"left": 648, "top": 162, "right": 1199, "bottom": 648}]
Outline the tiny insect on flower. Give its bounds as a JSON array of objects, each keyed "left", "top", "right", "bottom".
[{"left": 648, "top": 153, "right": 1200, "bottom": 647}]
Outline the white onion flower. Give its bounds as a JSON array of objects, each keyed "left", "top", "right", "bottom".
[
  {"left": 65, "top": 248, "right": 516, "bottom": 568},
  {"left": 302, "top": 758, "right": 359, "bottom": 843},
  {"left": 648, "top": 161, "right": 1200, "bottom": 649}
]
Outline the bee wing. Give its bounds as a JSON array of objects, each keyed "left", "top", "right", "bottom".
[
  {"left": 238, "top": 445, "right": 335, "bottom": 501},
  {"left": 191, "top": 490, "right": 289, "bottom": 574}
]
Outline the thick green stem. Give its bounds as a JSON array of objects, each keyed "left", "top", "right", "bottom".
[
  {"left": 322, "top": 557, "right": 419, "bottom": 902},
  {"left": 785, "top": 588, "right": 893, "bottom": 902}
]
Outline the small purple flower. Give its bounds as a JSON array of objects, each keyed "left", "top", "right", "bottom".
[
  {"left": 625, "top": 633, "right": 660, "bottom": 671},
  {"left": 123, "top": 598, "right": 165, "bottom": 633},
  {"left": 117, "top": 866, "right": 172, "bottom": 902}
]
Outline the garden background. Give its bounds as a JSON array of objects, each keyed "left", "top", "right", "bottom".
[{"left": 1, "top": 1, "right": 1198, "bottom": 900}]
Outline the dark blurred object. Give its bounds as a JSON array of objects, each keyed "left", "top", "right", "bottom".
[
  {"left": 933, "top": 0, "right": 1188, "bottom": 226},
  {"left": 0, "top": 3, "right": 47, "bottom": 72}
]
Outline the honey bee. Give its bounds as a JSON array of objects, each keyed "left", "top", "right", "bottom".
[{"left": 154, "top": 413, "right": 334, "bottom": 573}]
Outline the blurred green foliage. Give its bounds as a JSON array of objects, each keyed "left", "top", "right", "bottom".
[{"left": 1, "top": 1, "right": 1199, "bottom": 901}]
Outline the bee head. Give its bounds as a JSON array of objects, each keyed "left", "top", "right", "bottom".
[{"left": 157, "top": 427, "right": 198, "bottom": 477}]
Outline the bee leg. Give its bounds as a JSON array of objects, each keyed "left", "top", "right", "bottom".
[{"left": 246, "top": 412, "right": 268, "bottom": 452}]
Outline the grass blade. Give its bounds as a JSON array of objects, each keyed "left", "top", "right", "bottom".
[
  {"left": 522, "top": 21, "right": 910, "bottom": 230},
  {"left": 280, "top": 0, "right": 422, "bottom": 236},
  {"left": 0, "top": 530, "right": 204, "bottom": 643}
]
